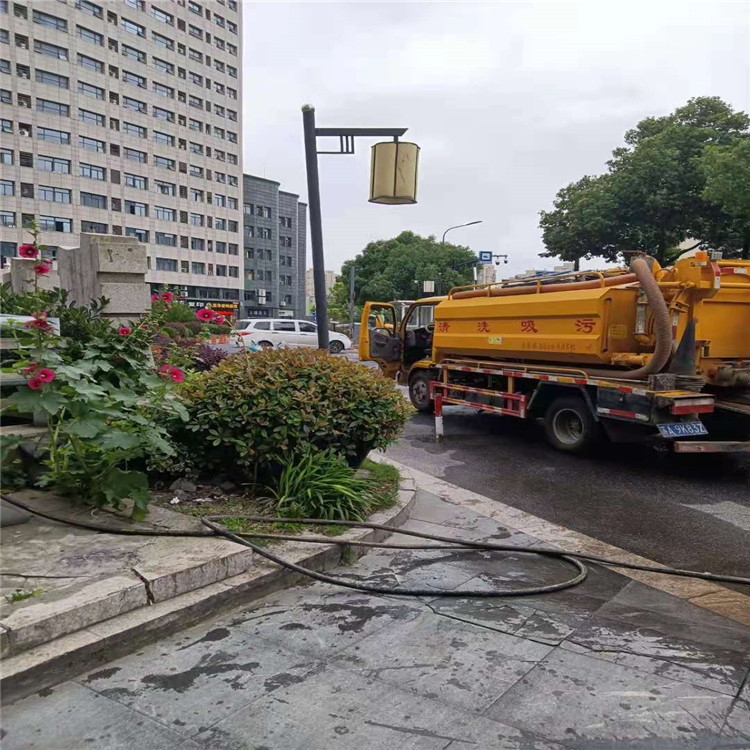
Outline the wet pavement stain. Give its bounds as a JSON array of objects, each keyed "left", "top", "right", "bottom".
[
  {"left": 83, "top": 667, "right": 121, "bottom": 683},
  {"left": 175, "top": 627, "right": 231, "bottom": 650},
  {"left": 140, "top": 653, "right": 261, "bottom": 693}
]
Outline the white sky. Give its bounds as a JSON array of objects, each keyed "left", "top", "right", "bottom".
[{"left": 242, "top": 1, "right": 750, "bottom": 276}]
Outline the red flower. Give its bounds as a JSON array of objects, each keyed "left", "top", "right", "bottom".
[
  {"left": 27, "top": 376, "right": 44, "bottom": 390},
  {"left": 159, "top": 364, "right": 172, "bottom": 376},
  {"left": 36, "top": 368, "right": 56, "bottom": 383},
  {"left": 196, "top": 308, "right": 215, "bottom": 322},
  {"left": 34, "top": 261, "right": 52, "bottom": 276},
  {"left": 22, "top": 362, "right": 39, "bottom": 375},
  {"left": 161, "top": 291, "right": 174, "bottom": 303},
  {"left": 18, "top": 244, "right": 39, "bottom": 259},
  {"left": 118, "top": 326, "right": 132, "bottom": 337},
  {"left": 25, "top": 318, "right": 53, "bottom": 332},
  {"left": 151, "top": 293, "right": 159, "bottom": 302},
  {"left": 168, "top": 367, "right": 185, "bottom": 383},
  {"left": 216, "top": 315, "right": 226, "bottom": 324}
]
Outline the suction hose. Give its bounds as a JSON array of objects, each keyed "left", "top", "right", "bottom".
[{"left": 585, "top": 255, "right": 673, "bottom": 381}]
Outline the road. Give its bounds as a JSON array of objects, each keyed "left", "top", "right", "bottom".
[{"left": 386, "top": 407, "right": 750, "bottom": 578}]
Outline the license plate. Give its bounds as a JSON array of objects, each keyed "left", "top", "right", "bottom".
[{"left": 657, "top": 421, "right": 708, "bottom": 438}]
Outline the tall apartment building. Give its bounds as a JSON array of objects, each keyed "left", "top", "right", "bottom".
[
  {"left": 305, "top": 267, "right": 336, "bottom": 314},
  {"left": 0, "top": 0, "right": 243, "bottom": 316},
  {"left": 242, "top": 174, "right": 307, "bottom": 319}
]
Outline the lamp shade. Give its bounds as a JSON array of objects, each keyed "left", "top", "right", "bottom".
[{"left": 369, "top": 141, "right": 420, "bottom": 205}]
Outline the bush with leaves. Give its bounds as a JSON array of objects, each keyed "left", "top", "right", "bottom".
[{"left": 172, "top": 348, "right": 412, "bottom": 480}]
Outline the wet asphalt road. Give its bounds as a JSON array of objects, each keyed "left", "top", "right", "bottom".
[{"left": 386, "top": 407, "right": 750, "bottom": 579}]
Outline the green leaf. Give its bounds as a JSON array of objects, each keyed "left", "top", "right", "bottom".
[
  {"left": 65, "top": 418, "right": 107, "bottom": 439},
  {"left": 5, "top": 389, "right": 42, "bottom": 414},
  {"left": 99, "top": 431, "right": 142, "bottom": 450},
  {"left": 38, "top": 390, "right": 67, "bottom": 414}
]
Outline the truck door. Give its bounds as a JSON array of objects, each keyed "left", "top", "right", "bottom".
[{"left": 359, "top": 302, "right": 401, "bottom": 379}]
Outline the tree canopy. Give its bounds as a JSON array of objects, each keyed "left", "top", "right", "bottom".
[
  {"left": 540, "top": 97, "right": 750, "bottom": 266},
  {"left": 326, "top": 231, "right": 478, "bottom": 320}
]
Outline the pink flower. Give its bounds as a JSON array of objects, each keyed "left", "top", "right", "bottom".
[
  {"left": 18, "top": 244, "right": 39, "bottom": 259},
  {"left": 34, "top": 261, "right": 52, "bottom": 276},
  {"left": 118, "top": 326, "right": 132, "bottom": 337},
  {"left": 151, "top": 293, "right": 159, "bottom": 302},
  {"left": 22, "top": 362, "right": 39, "bottom": 376},
  {"left": 168, "top": 367, "right": 185, "bottom": 383},
  {"left": 25, "top": 318, "right": 53, "bottom": 332},
  {"left": 27, "top": 376, "right": 44, "bottom": 390},
  {"left": 36, "top": 368, "right": 56, "bottom": 383},
  {"left": 161, "top": 291, "right": 174, "bottom": 303},
  {"left": 196, "top": 308, "right": 215, "bottom": 322},
  {"left": 159, "top": 364, "right": 172, "bottom": 376},
  {"left": 216, "top": 315, "right": 226, "bottom": 324}
]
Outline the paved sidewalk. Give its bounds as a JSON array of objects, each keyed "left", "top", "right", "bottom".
[{"left": 2, "top": 489, "right": 749, "bottom": 749}]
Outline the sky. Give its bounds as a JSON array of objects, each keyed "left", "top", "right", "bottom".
[{"left": 241, "top": 1, "right": 750, "bottom": 277}]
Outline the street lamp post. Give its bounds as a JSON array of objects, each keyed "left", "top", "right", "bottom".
[
  {"left": 441, "top": 220, "right": 482, "bottom": 246},
  {"left": 302, "top": 105, "right": 419, "bottom": 350}
]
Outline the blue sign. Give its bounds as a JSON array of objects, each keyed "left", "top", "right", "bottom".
[{"left": 477, "top": 251, "right": 493, "bottom": 264}]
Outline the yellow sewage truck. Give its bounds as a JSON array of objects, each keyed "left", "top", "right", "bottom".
[{"left": 359, "top": 251, "right": 750, "bottom": 454}]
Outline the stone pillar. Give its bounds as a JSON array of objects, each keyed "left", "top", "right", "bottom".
[
  {"left": 8, "top": 258, "right": 60, "bottom": 293},
  {"left": 57, "top": 234, "right": 151, "bottom": 325}
]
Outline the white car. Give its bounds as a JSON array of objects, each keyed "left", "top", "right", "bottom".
[{"left": 235, "top": 319, "right": 352, "bottom": 353}]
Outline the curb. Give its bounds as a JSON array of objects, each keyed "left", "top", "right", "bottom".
[
  {"left": 372, "top": 455, "right": 750, "bottom": 629},
  {"left": 0, "top": 472, "right": 417, "bottom": 704}
]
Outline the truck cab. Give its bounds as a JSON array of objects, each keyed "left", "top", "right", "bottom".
[{"left": 359, "top": 299, "right": 442, "bottom": 409}]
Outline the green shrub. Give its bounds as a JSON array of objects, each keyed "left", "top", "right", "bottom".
[{"left": 173, "top": 348, "right": 412, "bottom": 479}]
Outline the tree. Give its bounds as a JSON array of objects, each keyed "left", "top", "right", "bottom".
[
  {"left": 540, "top": 97, "right": 750, "bottom": 266},
  {"left": 340, "top": 231, "right": 478, "bottom": 307},
  {"left": 701, "top": 139, "right": 750, "bottom": 258}
]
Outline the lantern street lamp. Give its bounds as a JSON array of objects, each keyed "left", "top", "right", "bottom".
[{"left": 302, "top": 104, "right": 419, "bottom": 350}]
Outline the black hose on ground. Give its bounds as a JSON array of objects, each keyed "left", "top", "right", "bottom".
[{"left": 2, "top": 495, "right": 749, "bottom": 598}]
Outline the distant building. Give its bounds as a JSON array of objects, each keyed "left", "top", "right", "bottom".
[
  {"left": 305, "top": 268, "right": 336, "bottom": 313},
  {"left": 512, "top": 263, "right": 575, "bottom": 279},
  {"left": 242, "top": 174, "right": 307, "bottom": 319},
  {"left": 477, "top": 264, "right": 496, "bottom": 285}
]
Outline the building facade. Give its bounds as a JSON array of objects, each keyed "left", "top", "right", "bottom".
[
  {"left": 242, "top": 174, "right": 306, "bottom": 319},
  {"left": 0, "top": 0, "right": 244, "bottom": 316}
]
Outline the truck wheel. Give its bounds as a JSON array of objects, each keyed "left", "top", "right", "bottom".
[
  {"left": 544, "top": 396, "right": 598, "bottom": 453},
  {"left": 409, "top": 372, "right": 434, "bottom": 413}
]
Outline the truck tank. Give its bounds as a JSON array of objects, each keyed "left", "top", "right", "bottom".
[{"left": 433, "top": 252, "right": 750, "bottom": 388}]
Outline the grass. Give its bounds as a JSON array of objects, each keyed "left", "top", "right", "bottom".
[
  {"left": 6, "top": 588, "right": 43, "bottom": 604},
  {"left": 154, "top": 460, "right": 401, "bottom": 543}
]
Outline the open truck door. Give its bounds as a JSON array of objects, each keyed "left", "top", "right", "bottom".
[{"left": 359, "top": 302, "right": 401, "bottom": 379}]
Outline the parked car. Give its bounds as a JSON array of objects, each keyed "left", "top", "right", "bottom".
[{"left": 234, "top": 319, "right": 352, "bottom": 353}]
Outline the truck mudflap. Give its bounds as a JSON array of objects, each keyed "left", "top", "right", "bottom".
[{"left": 672, "top": 440, "right": 750, "bottom": 453}]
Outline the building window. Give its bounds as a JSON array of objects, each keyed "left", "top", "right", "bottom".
[
  {"left": 124, "top": 147, "right": 147, "bottom": 163},
  {"left": 215, "top": 264, "right": 227, "bottom": 277},
  {"left": 227, "top": 197, "right": 238, "bottom": 210},
  {"left": 35, "top": 69, "right": 69, "bottom": 89},
  {"left": 37, "top": 156, "right": 69, "bottom": 174},
  {"left": 0, "top": 88, "right": 9, "bottom": 103},
  {"left": 121, "top": 18, "right": 145, "bottom": 37},
  {"left": 122, "top": 70, "right": 146, "bottom": 88},
  {"left": 190, "top": 238, "right": 205, "bottom": 251},
  {"left": 152, "top": 106, "right": 174, "bottom": 122},
  {"left": 79, "top": 81, "right": 105, "bottom": 100},
  {"left": 125, "top": 200, "right": 147, "bottom": 216},
  {"left": 188, "top": 48, "right": 202, "bottom": 62},
  {"left": 180, "top": 260, "right": 189, "bottom": 273},
  {"left": 33, "top": 10, "right": 67, "bottom": 31},
  {"left": 77, "top": 53, "right": 104, "bottom": 73},
  {"left": 38, "top": 127, "right": 70, "bottom": 144},
  {"left": 78, "top": 108, "right": 104, "bottom": 126},
  {"left": 123, "top": 122, "right": 147, "bottom": 139},
  {"left": 153, "top": 82, "right": 174, "bottom": 98},
  {"left": 189, "top": 71, "right": 203, "bottom": 86},
  {"left": 154, "top": 206, "right": 175, "bottom": 221},
  {"left": 155, "top": 180, "right": 176, "bottom": 196},
  {"left": 34, "top": 40, "right": 68, "bottom": 60},
  {"left": 189, "top": 213, "right": 204, "bottom": 226},
  {"left": 79, "top": 136, "right": 105, "bottom": 152},
  {"left": 0, "top": 211, "right": 16, "bottom": 227},
  {"left": 77, "top": 26, "right": 103, "bottom": 46},
  {"left": 152, "top": 56, "right": 174, "bottom": 75},
  {"left": 215, "top": 218, "right": 226, "bottom": 230},
  {"left": 37, "top": 99, "right": 69, "bottom": 116},
  {"left": 154, "top": 156, "right": 175, "bottom": 170},
  {"left": 151, "top": 6, "right": 173, "bottom": 25},
  {"left": 39, "top": 216, "right": 73, "bottom": 233},
  {"left": 77, "top": 0, "right": 103, "bottom": 18},
  {"left": 188, "top": 1, "right": 202, "bottom": 13},
  {"left": 124, "top": 173, "right": 147, "bottom": 189},
  {"left": 155, "top": 257, "right": 178, "bottom": 271},
  {"left": 152, "top": 30, "right": 174, "bottom": 50},
  {"left": 122, "top": 44, "right": 146, "bottom": 63},
  {"left": 0, "top": 148, "right": 11, "bottom": 165},
  {"left": 188, "top": 95, "right": 203, "bottom": 109},
  {"left": 188, "top": 119, "right": 203, "bottom": 132},
  {"left": 155, "top": 232, "right": 177, "bottom": 246},
  {"left": 189, "top": 189, "right": 204, "bottom": 202},
  {"left": 122, "top": 0, "right": 145, "bottom": 9},
  {"left": 189, "top": 142, "right": 203, "bottom": 155},
  {"left": 191, "top": 262, "right": 206, "bottom": 274},
  {"left": 153, "top": 131, "right": 175, "bottom": 146},
  {"left": 126, "top": 227, "right": 149, "bottom": 241},
  {"left": 81, "top": 220, "right": 107, "bottom": 233},
  {"left": 0, "top": 179, "right": 13, "bottom": 196},
  {"left": 79, "top": 163, "right": 106, "bottom": 180},
  {"left": 258, "top": 228, "right": 272, "bottom": 240},
  {"left": 188, "top": 24, "right": 202, "bottom": 39},
  {"left": 80, "top": 192, "right": 107, "bottom": 209},
  {"left": 123, "top": 96, "right": 146, "bottom": 113}
]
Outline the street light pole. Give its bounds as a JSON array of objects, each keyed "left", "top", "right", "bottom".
[
  {"left": 301, "top": 105, "right": 413, "bottom": 351},
  {"left": 302, "top": 105, "right": 330, "bottom": 350},
  {"left": 441, "top": 220, "right": 482, "bottom": 246}
]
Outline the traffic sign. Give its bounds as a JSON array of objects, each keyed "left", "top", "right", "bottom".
[{"left": 478, "top": 251, "right": 493, "bottom": 264}]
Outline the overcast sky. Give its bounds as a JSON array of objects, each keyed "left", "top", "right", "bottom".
[{"left": 241, "top": 1, "right": 750, "bottom": 277}]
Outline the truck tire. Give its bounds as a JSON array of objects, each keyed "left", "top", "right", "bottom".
[
  {"left": 543, "top": 396, "right": 598, "bottom": 453},
  {"left": 409, "top": 372, "right": 434, "bottom": 413}
]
